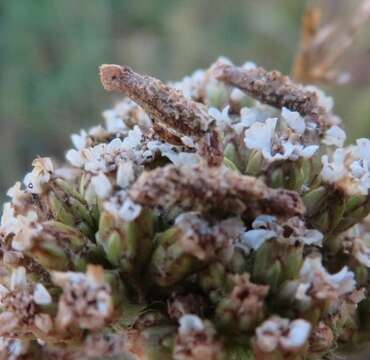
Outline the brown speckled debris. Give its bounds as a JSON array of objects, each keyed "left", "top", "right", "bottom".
[
  {"left": 129, "top": 164, "right": 305, "bottom": 218},
  {"left": 212, "top": 61, "right": 333, "bottom": 130},
  {"left": 100, "top": 64, "right": 223, "bottom": 166}
]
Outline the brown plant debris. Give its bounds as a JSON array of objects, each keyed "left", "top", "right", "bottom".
[
  {"left": 129, "top": 164, "right": 305, "bottom": 218},
  {"left": 99, "top": 64, "right": 223, "bottom": 166},
  {"left": 292, "top": 2, "right": 370, "bottom": 84},
  {"left": 212, "top": 61, "right": 333, "bottom": 129}
]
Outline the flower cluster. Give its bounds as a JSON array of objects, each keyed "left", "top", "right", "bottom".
[{"left": 0, "top": 57, "right": 370, "bottom": 359}]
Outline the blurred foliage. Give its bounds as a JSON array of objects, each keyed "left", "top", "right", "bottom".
[{"left": 0, "top": 0, "right": 370, "bottom": 198}]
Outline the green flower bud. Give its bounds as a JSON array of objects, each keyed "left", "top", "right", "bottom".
[
  {"left": 269, "top": 167, "right": 285, "bottom": 188},
  {"left": 245, "top": 149, "right": 263, "bottom": 177},
  {"left": 48, "top": 191, "right": 75, "bottom": 226},
  {"left": 265, "top": 261, "right": 282, "bottom": 293},
  {"left": 302, "top": 186, "right": 327, "bottom": 217},
  {"left": 224, "top": 143, "right": 242, "bottom": 171},
  {"left": 224, "top": 157, "right": 240, "bottom": 172},
  {"left": 97, "top": 208, "right": 155, "bottom": 274},
  {"left": 149, "top": 230, "right": 199, "bottom": 287}
]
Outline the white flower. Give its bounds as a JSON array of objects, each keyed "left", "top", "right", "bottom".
[
  {"left": 282, "top": 107, "right": 305, "bottom": 134},
  {"left": 173, "top": 69, "right": 206, "bottom": 99},
  {"left": 33, "top": 283, "right": 52, "bottom": 305},
  {"left": 322, "top": 125, "right": 346, "bottom": 147},
  {"left": 178, "top": 314, "right": 205, "bottom": 335},
  {"left": 0, "top": 203, "right": 16, "bottom": 231},
  {"left": 242, "top": 229, "right": 276, "bottom": 250},
  {"left": 91, "top": 173, "right": 112, "bottom": 199},
  {"left": 103, "top": 110, "right": 126, "bottom": 133},
  {"left": 279, "top": 319, "right": 311, "bottom": 350},
  {"left": 107, "top": 138, "right": 124, "bottom": 153},
  {"left": 6, "top": 182, "right": 26, "bottom": 206},
  {"left": 181, "top": 136, "right": 195, "bottom": 148},
  {"left": 302, "top": 229, "right": 324, "bottom": 246},
  {"left": 236, "top": 107, "right": 271, "bottom": 133},
  {"left": 245, "top": 117, "right": 277, "bottom": 153},
  {"left": 208, "top": 106, "right": 231, "bottom": 130},
  {"left": 354, "top": 244, "right": 370, "bottom": 267},
  {"left": 296, "top": 257, "right": 356, "bottom": 303},
  {"left": 66, "top": 149, "right": 85, "bottom": 167},
  {"left": 242, "top": 61, "right": 257, "bottom": 70},
  {"left": 118, "top": 199, "right": 142, "bottom": 222},
  {"left": 241, "top": 215, "right": 323, "bottom": 250},
  {"left": 9, "top": 211, "right": 41, "bottom": 251},
  {"left": 321, "top": 148, "right": 346, "bottom": 183},
  {"left": 116, "top": 161, "right": 135, "bottom": 189},
  {"left": 23, "top": 157, "right": 54, "bottom": 194},
  {"left": 122, "top": 126, "right": 142, "bottom": 150},
  {"left": 0, "top": 337, "right": 29, "bottom": 359},
  {"left": 71, "top": 130, "right": 88, "bottom": 150},
  {"left": 244, "top": 118, "right": 318, "bottom": 162},
  {"left": 10, "top": 267, "right": 27, "bottom": 291},
  {"left": 255, "top": 316, "right": 311, "bottom": 353},
  {"left": 230, "top": 88, "right": 246, "bottom": 103},
  {"left": 354, "top": 138, "right": 370, "bottom": 160},
  {"left": 299, "top": 145, "right": 319, "bottom": 158},
  {"left": 345, "top": 229, "right": 370, "bottom": 267},
  {"left": 147, "top": 141, "right": 199, "bottom": 166}
]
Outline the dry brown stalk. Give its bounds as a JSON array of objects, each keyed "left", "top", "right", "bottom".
[
  {"left": 99, "top": 64, "right": 223, "bottom": 166},
  {"left": 129, "top": 164, "right": 305, "bottom": 219},
  {"left": 292, "top": 1, "right": 370, "bottom": 84}
]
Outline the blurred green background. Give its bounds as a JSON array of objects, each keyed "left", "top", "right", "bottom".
[{"left": 1, "top": 0, "right": 370, "bottom": 198}]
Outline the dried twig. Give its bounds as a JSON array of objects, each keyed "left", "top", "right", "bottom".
[
  {"left": 292, "top": 1, "right": 370, "bottom": 84},
  {"left": 130, "top": 164, "right": 305, "bottom": 218},
  {"left": 212, "top": 62, "right": 331, "bottom": 128},
  {"left": 100, "top": 64, "right": 223, "bottom": 166}
]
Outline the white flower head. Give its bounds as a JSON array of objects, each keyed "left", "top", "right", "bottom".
[
  {"left": 33, "top": 283, "right": 52, "bottom": 305},
  {"left": 208, "top": 106, "right": 231, "bottom": 130},
  {"left": 235, "top": 106, "right": 273, "bottom": 134},
  {"left": 91, "top": 172, "right": 112, "bottom": 199},
  {"left": 10, "top": 211, "right": 41, "bottom": 251},
  {"left": 255, "top": 316, "right": 311, "bottom": 353},
  {"left": 173, "top": 69, "right": 206, "bottom": 99},
  {"left": 6, "top": 182, "right": 26, "bottom": 206},
  {"left": 322, "top": 125, "right": 346, "bottom": 147},
  {"left": 321, "top": 148, "right": 346, "bottom": 183},
  {"left": 66, "top": 149, "right": 85, "bottom": 168},
  {"left": 10, "top": 267, "right": 27, "bottom": 291},
  {"left": 23, "top": 157, "right": 54, "bottom": 194},
  {"left": 71, "top": 130, "right": 88, "bottom": 150},
  {"left": 122, "top": 126, "right": 142, "bottom": 150},
  {"left": 103, "top": 109, "right": 126, "bottom": 133},
  {"left": 241, "top": 216, "right": 323, "bottom": 250},
  {"left": 245, "top": 117, "right": 277, "bottom": 154},
  {"left": 354, "top": 138, "right": 370, "bottom": 161},
  {"left": 230, "top": 88, "right": 246, "bottom": 103},
  {"left": 116, "top": 161, "right": 135, "bottom": 189},
  {"left": 282, "top": 107, "right": 305, "bottom": 134},
  {"left": 118, "top": 199, "right": 142, "bottom": 222},
  {"left": 245, "top": 117, "right": 318, "bottom": 163},
  {"left": 242, "top": 229, "right": 276, "bottom": 251},
  {"left": 296, "top": 256, "right": 356, "bottom": 305},
  {"left": 178, "top": 314, "right": 205, "bottom": 335}
]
